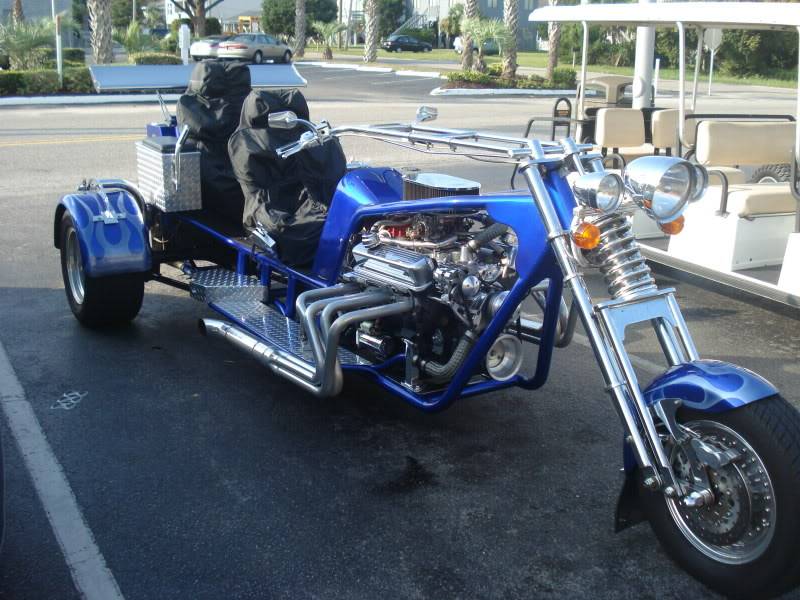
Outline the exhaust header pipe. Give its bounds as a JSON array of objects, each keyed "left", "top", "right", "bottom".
[{"left": 200, "top": 288, "right": 414, "bottom": 398}]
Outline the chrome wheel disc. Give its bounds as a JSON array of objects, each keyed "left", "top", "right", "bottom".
[
  {"left": 65, "top": 228, "right": 85, "bottom": 305},
  {"left": 667, "top": 420, "right": 776, "bottom": 565}
]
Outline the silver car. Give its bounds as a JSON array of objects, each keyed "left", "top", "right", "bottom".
[
  {"left": 189, "top": 35, "right": 232, "bottom": 61},
  {"left": 217, "top": 33, "right": 292, "bottom": 64}
]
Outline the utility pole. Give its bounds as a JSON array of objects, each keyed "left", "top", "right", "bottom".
[{"left": 632, "top": 0, "right": 655, "bottom": 109}]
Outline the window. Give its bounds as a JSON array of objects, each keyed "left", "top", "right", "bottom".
[
  {"left": 524, "top": 0, "right": 535, "bottom": 10},
  {"left": 487, "top": 0, "right": 498, "bottom": 8}
]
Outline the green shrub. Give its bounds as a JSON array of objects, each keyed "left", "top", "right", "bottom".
[
  {"left": 486, "top": 63, "right": 503, "bottom": 77},
  {"left": 19, "top": 69, "right": 60, "bottom": 94},
  {"left": 130, "top": 52, "right": 182, "bottom": 65},
  {"left": 160, "top": 32, "right": 178, "bottom": 53},
  {"left": 170, "top": 18, "right": 194, "bottom": 33},
  {"left": 205, "top": 17, "right": 222, "bottom": 35},
  {"left": 0, "top": 54, "right": 8, "bottom": 70},
  {"left": 447, "top": 71, "right": 494, "bottom": 85},
  {"left": 516, "top": 75, "right": 546, "bottom": 89},
  {"left": 0, "top": 67, "right": 94, "bottom": 95},
  {"left": 44, "top": 47, "right": 85, "bottom": 63},
  {"left": 0, "top": 71, "right": 23, "bottom": 95},
  {"left": 63, "top": 67, "right": 94, "bottom": 93},
  {"left": 551, "top": 67, "right": 576, "bottom": 89}
]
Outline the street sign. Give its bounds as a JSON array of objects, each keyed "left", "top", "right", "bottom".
[{"left": 704, "top": 28, "right": 723, "bottom": 52}]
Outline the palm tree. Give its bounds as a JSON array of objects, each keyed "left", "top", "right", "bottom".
[
  {"left": 460, "top": 0, "right": 479, "bottom": 71},
  {"left": 461, "top": 18, "right": 508, "bottom": 73},
  {"left": 11, "top": 0, "right": 24, "bottom": 25},
  {"left": 0, "top": 19, "right": 53, "bottom": 70},
  {"left": 313, "top": 20, "right": 345, "bottom": 60},
  {"left": 502, "top": 0, "right": 518, "bottom": 79},
  {"left": 294, "top": 0, "right": 306, "bottom": 58},
  {"left": 363, "top": 0, "right": 377, "bottom": 62},
  {"left": 545, "top": 0, "right": 561, "bottom": 81},
  {"left": 114, "top": 21, "right": 150, "bottom": 57},
  {"left": 88, "top": 0, "right": 113, "bottom": 64}
]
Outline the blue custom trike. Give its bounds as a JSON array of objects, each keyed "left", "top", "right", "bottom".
[{"left": 54, "top": 69, "right": 800, "bottom": 597}]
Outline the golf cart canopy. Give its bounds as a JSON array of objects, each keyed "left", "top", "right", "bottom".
[{"left": 529, "top": 2, "right": 800, "bottom": 31}]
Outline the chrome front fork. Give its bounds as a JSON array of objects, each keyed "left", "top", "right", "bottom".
[{"left": 520, "top": 159, "right": 696, "bottom": 494}]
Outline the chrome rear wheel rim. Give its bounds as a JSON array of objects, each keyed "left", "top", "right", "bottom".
[
  {"left": 66, "top": 228, "right": 85, "bottom": 305},
  {"left": 666, "top": 420, "right": 776, "bottom": 565}
]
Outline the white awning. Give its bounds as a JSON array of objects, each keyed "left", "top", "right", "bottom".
[{"left": 529, "top": 2, "right": 800, "bottom": 31}]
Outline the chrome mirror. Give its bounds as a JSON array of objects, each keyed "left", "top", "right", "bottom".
[
  {"left": 415, "top": 106, "right": 438, "bottom": 123},
  {"left": 269, "top": 111, "right": 299, "bottom": 129}
]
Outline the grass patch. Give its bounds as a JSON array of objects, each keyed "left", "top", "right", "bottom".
[{"left": 307, "top": 46, "right": 796, "bottom": 88}]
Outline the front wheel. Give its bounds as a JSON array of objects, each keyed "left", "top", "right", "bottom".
[
  {"left": 281, "top": 50, "right": 292, "bottom": 63},
  {"left": 59, "top": 213, "right": 144, "bottom": 328},
  {"left": 641, "top": 395, "right": 800, "bottom": 598},
  {"left": 253, "top": 50, "right": 263, "bottom": 64}
]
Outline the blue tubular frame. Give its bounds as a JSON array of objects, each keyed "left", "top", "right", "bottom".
[{"left": 176, "top": 165, "right": 576, "bottom": 412}]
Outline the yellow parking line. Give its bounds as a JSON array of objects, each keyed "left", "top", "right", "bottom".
[{"left": 0, "top": 134, "right": 142, "bottom": 148}]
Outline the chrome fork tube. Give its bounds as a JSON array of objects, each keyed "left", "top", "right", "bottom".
[{"left": 520, "top": 161, "right": 669, "bottom": 485}]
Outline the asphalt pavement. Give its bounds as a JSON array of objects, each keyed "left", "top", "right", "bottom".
[{"left": 0, "top": 65, "right": 798, "bottom": 599}]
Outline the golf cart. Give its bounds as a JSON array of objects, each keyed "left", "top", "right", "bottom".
[{"left": 530, "top": 2, "right": 800, "bottom": 310}]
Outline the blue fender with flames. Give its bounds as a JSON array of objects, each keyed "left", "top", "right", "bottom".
[
  {"left": 642, "top": 359, "right": 777, "bottom": 412},
  {"left": 615, "top": 359, "right": 778, "bottom": 531},
  {"left": 54, "top": 184, "right": 151, "bottom": 277}
]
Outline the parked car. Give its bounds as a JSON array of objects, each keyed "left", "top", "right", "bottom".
[
  {"left": 381, "top": 35, "right": 432, "bottom": 53},
  {"left": 190, "top": 35, "right": 232, "bottom": 61},
  {"left": 453, "top": 36, "right": 499, "bottom": 56},
  {"left": 217, "top": 33, "right": 292, "bottom": 64}
]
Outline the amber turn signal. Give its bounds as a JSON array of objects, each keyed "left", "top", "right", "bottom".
[
  {"left": 572, "top": 222, "right": 601, "bottom": 250},
  {"left": 659, "top": 216, "right": 685, "bottom": 236}
]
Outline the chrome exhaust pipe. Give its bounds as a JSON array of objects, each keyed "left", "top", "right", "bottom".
[
  {"left": 200, "top": 292, "right": 415, "bottom": 398},
  {"left": 200, "top": 318, "right": 320, "bottom": 395}
]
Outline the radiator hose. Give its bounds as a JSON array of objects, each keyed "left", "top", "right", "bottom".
[
  {"left": 420, "top": 331, "right": 477, "bottom": 382},
  {"left": 468, "top": 222, "right": 508, "bottom": 252}
]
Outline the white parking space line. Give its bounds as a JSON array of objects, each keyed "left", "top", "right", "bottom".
[{"left": 0, "top": 342, "right": 124, "bottom": 600}]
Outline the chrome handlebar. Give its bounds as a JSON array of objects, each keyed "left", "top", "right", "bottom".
[{"left": 273, "top": 117, "right": 596, "bottom": 164}]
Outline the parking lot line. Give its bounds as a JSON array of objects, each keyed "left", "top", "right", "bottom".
[{"left": 0, "top": 342, "right": 124, "bottom": 600}]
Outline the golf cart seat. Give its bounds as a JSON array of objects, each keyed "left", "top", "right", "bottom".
[
  {"left": 595, "top": 108, "right": 654, "bottom": 166},
  {"left": 668, "top": 120, "right": 797, "bottom": 271}
]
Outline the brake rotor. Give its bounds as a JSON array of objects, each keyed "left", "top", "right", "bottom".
[{"left": 667, "top": 421, "right": 776, "bottom": 564}]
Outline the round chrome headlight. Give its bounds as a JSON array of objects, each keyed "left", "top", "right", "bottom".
[
  {"left": 623, "top": 156, "right": 705, "bottom": 223},
  {"left": 572, "top": 171, "right": 623, "bottom": 213}
]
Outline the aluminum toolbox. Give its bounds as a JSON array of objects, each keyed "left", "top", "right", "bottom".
[{"left": 136, "top": 136, "right": 202, "bottom": 212}]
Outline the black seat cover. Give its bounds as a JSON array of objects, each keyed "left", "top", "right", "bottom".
[
  {"left": 228, "top": 89, "right": 347, "bottom": 266},
  {"left": 176, "top": 60, "right": 251, "bottom": 223}
]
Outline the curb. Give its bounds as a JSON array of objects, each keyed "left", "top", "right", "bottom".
[
  {"left": 0, "top": 93, "right": 182, "bottom": 107},
  {"left": 297, "top": 60, "right": 442, "bottom": 79},
  {"left": 430, "top": 86, "right": 576, "bottom": 97}
]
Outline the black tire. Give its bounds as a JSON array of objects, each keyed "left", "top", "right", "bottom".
[
  {"left": 59, "top": 212, "right": 145, "bottom": 328},
  {"left": 641, "top": 395, "right": 800, "bottom": 599},
  {"left": 253, "top": 50, "right": 263, "bottom": 64},
  {"left": 749, "top": 163, "right": 791, "bottom": 183},
  {"left": 281, "top": 50, "right": 292, "bottom": 63}
]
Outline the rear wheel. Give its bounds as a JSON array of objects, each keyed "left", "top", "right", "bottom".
[
  {"left": 59, "top": 213, "right": 144, "bottom": 328},
  {"left": 749, "top": 164, "right": 790, "bottom": 183},
  {"left": 253, "top": 50, "right": 263, "bottom": 64},
  {"left": 641, "top": 395, "right": 800, "bottom": 598}
]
